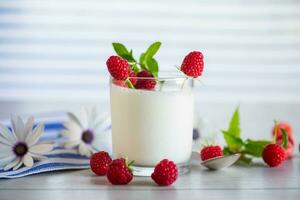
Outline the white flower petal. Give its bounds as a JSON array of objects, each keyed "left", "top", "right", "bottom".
[
  {"left": 80, "top": 107, "right": 90, "bottom": 128},
  {"left": 29, "top": 153, "right": 48, "bottom": 161},
  {"left": 13, "top": 159, "right": 23, "bottom": 170},
  {"left": 0, "top": 135, "right": 13, "bottom": 146},
  {"left": 0, "top": 155, "right": 16, "bottom": 168},
  {"left": 4, "top": 157, "right": 21, "bottom": 171},
  {"left": 78, "top": 143, "right": 91, "bottom": 157},
  {"left": 23, "top": 116, "right": 34, "bottom": 139},
  {"left": 11, "top": 115, "right": 26, "bottom": 141},
  {"left": 29, "top": 143, "right": 53, "bottom": 154},
  {"left": 64, "top": 140, "right": 80, "bottom": 148},
  {"left": 91, "top": 130, "right": 111, "bottom": 151},
  {"left": 67, "top": 112, "right": 83, "bottom": 129},
  {"left": 25, "top": 123, "right": 44, "bottom": 146},
  {"left": 0, "top": 122, "right": 16, "bottom": 144},
  {"left": 22, "top": 154, "right": 34, "bottom": 167},
  {"left": 17, "top": 116, "right": 26, "bottom": 141},
  {"left": 0, "top": 145, "right": 13, "bottom": 158},
  {"left": 10, "top": 115, "right": 19, "bottom": 140}
]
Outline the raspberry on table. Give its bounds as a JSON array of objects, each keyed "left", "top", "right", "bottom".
[
  {"left": 262, "top": 144, "right": 286, "bottom": 167},
  {"left": 90, "top": 151, "right": 112, "bottom": 176},
  {"left": 106, "top": 158, "right": 133, "bottom": 185},
  {"left": 151, "top": 159, "right": 178, "bottom": 186}
]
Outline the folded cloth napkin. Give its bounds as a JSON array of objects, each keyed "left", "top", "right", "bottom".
[
  {"left": 0, "top": 112, "right": 111, "bottom": 179},
  {"left": 0, "top": 148, "right": 90, "bottom": 179}
]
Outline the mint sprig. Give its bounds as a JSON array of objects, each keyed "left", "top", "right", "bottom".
[
  {"left": 112, "top": 42, "right": 161, "bottom": 78},
  {"left": 222, "top": 108, "right": 272, "bottom": 165},
  {"left": 112, "top": 43, "right": 136, "bottom": 63}
]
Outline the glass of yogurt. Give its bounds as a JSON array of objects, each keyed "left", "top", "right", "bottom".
[{"left": 110, "top": 71, "right": 194, "bottom": 176}]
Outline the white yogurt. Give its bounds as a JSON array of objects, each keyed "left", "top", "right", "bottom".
[{"left": 110, "top": 84, "right": 194, "bottom": 166}]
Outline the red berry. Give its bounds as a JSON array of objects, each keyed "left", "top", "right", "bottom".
[
  {"left": 200, "top": 145, "right": 223, "bottom": 161},
  {"left": 90, "top": 151, "right": 112, "bottom": 176},
  {"left": 106, "top": 56, "right": 130, "bottom": 80},
  {"left": 276, "top": 138, "right": 294, "bottom": 159},
  {"left": 135, "top": 70, "right": 156, "bottom": 90},
  {"left": 262, "top": 144, "right": 285, "bottom": 167},
  {"left": 272, "top": 122, "right": 294, "bottom": 160},
  {"left": 112, "top": 80, "right": 128, "bottom": 88},
  {"left": 272, "top": 122, "right": 294, "bottom": 142},
  {"left": 180, "top": 51, "right": 204, "bottom": 78},
  {"left": 106, "top": 158, "right": 133, "bottom": 185},
  {"left": 151, "top": 159, "right": 178, "bottom": 186},
  {"left": 129, "top": 70, "right": 137, "bottom": 85}
]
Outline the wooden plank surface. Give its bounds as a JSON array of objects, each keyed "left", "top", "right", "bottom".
[{"left": 0, "top": 154, "right": 299, "bottom": 200}]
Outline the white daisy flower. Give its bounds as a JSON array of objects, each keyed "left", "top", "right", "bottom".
[
  {"left": 61, "top": 107, "right": 111, "bottom": 157},
  {"left": 0, "top": 116, "right": 54, "bottom": 171}
]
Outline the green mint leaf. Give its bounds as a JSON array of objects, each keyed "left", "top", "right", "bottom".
[
  {"left": 139, "top": 53, "right": 148, "bottom": 70},
  {"left": 227, "top": 108, "right": 240, "bottom": 138},
  {"left": 222, "top": 130, "right": 244, "bottom": 152},
  {"left": 112, "top": 43, "right": 136, "bottom": 63},
  {"left": 222, "top": 146, "right": 231, "bottom": 155},
  {"left": 145, "top": 41, "right": 161, "bottom": 58},
  {"left": 121, "top": 54, "right": 136, "bottom": 63},
  {"left": 131, "top": 63, "right": 140, "bottom": 73},
  {"left": 112, "top": 42, "right": 129, "bottom": 56},
  {"left": 281, "top": 128, "right": 288, "bottom": 149},
  {"left": 243, "top": 139, "right": 270, "bottom": 157},
  {"left": 146, "top": 58, "right": 159, "bottom": 77}
]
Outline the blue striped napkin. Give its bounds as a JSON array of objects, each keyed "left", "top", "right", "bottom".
[{"left": 0, "top": 112, "right": 111, "bottom": 179}]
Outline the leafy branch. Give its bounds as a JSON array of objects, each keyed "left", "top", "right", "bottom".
[
  {"left": 112, "top": 42, "right": 161, "bottom": 77},
  {"left": 222, "top": 108, "right": 271, "bottom": 164}
]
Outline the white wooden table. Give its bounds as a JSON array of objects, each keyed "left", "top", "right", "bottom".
[{"left": 0, "top": 153, "right": 299, "bottom": 200}]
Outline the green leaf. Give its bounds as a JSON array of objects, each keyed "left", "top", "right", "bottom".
[
  {"left": 131, "top": 63, "right": 140, "bottom": 73},
  {"left": 243, "top": 139, "right": 270, "bottom": 157},
  {"left": 121, "top": 54, "right": 136, "bottom": 63},
  {"left": 281, "top": 128, "right": 288, "bottom": 149},
  {"left": 222, "top": 146, "right": 231, "bottom": 155},
  {"left": 112, "top": 43, "right": 136, "bottom": 62},
  {"left": 227, "top": 108, "right": 240, "bottom": 137},
  {"left": 145, "top": 41, "right": 161, "bottom": 58},
  {"left": 112, "top": 42, "right": 129, "bottom": 56},
  {"left": 139, "top": 53, "right": 148, "bottom": 70},
  {"left": 146, "top": 58, "right": 159, "bottom": 77},
  {"left": 222, "top": 130, "right": 244, "bottom": 152}
]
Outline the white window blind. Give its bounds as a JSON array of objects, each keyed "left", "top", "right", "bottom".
[{"left": 0, "top": 0, "right": 300, "bottom": 103}]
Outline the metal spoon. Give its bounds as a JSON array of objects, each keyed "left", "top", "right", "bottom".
[{"left": 200, "top": 154, "right": 241, "bottom": 170}]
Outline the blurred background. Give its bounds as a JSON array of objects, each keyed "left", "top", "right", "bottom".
[{"left": 0, "top": 0, "right": 299, "bottom": 142}]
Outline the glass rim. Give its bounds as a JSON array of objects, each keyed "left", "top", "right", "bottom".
[{"left": 111, "top": 70, "right": 190, "bottom": 81}]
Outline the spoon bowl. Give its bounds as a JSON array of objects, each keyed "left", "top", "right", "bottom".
[{"left": 200, "top": 154, "right": 240, "bottom": 170}]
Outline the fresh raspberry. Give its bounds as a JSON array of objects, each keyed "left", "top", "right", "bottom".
[
  {"left": 112, "top": 80, "right": 128, "bottom": 88},
  {"left": 90, "top": 151, "right": 112, "bottom": 176},
  {"left": 151, "top": 159, "right": 178, "bottom": 186},
  {"left": 106, "top": 56, "right": 130, "bottom": 80},
  {"left": 200, "top": 145, "right": 223, "bottom": 161},
  {"left": 276, "top": 138, "right": 294, "bottom": 159},
  {"left": 135, "top": 70, "right": 156, "bottom": 90},
  {"left": 106, "top": 158, "right": 133, "bottom": 185},
  {"left": 180, "top": 51, "right": 204, "bottom": 78},
  {"left": 272, "top": 122, "right": 294, "bottom": 159},
  {"left": 262, "top": 144, "right": 286, "bottom": 167},
  {"left": 272, "top": 122, "right": 294, "bottom": 142},
  {"left": 129, "top": 70, "right": 137, "bottom": 85}
]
